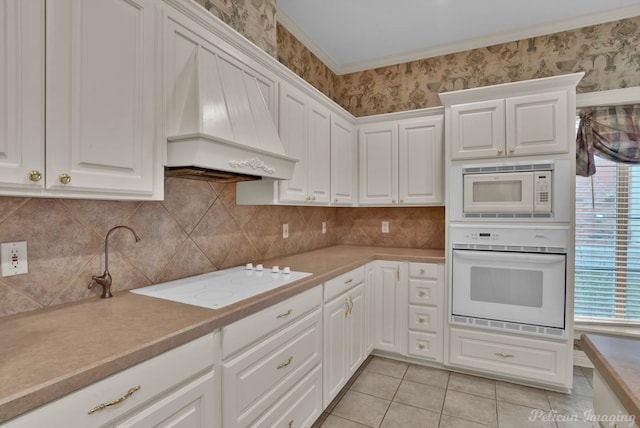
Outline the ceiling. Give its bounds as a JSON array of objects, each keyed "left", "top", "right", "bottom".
[{"left": 277, "top": 0, "right": 640, "bottom": 75}]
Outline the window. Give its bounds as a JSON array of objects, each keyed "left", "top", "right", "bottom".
[{"left": 575, "top": 155, "right": 640, "bottom": 323}]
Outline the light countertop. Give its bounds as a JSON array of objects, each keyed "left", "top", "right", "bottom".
[
  {"left": 0, "top": 245, "right": 444, "bottom": 423},
  {"left": 581, "top": 334, "right": 640, "bottom": 419}
]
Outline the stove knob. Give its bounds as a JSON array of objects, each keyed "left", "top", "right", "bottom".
[
  {"left": 255, "top": 264, "right": 263, "bottom": 271},
  {"left": 283, "top": 267, "right": 291, "bottom": 274},
  {"left": 245, "top": 263, "right": 253, "bottom": 270},
  {"left": 271, "top": 266, "right": 280, "bottom": 273}
]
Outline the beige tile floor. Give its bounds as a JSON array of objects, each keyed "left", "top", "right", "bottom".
[{"left": 313, "top": 356, "right": 595, "bottom": 428}]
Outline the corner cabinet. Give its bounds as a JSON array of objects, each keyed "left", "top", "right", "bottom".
[
  {"left": 0, "top": 0, "right": 163, "bottom": 200},
  {"left": 441, "top": 73, "right": 583, "bottom": 161},
  {"left": 358, "top": 115, "right": 443, "bottom": 206},
  {"left": 2, "top": 333, "right": 220, "bottom": 428}
]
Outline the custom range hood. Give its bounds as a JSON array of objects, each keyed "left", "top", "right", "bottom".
[{"left": 165, "top": 35, "right": 297, "bottom": 183}]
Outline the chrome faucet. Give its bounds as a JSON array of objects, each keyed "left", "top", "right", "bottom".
[{"left": 89, "top": 225, "right": 141, "bottom": 298}]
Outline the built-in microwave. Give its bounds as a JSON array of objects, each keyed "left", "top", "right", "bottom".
[{"left": 449, "top": 159, "right": 571, "bottom": 222}]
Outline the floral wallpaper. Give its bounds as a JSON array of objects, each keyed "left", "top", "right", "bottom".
[
  {"left": 194, "top": 0, "right": 278, "bottom": 57},
  {"left": 277, "top": 17, "right": 640, "bottom": 117}
]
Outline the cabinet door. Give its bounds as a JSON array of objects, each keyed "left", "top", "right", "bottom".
[
  {"left": 347, "top": 283, "right": 366, "bottom": 375},
  {"left": 331, "top": 116, "right": 356, "bottom": 205},
  {"left": 46, "top": 0, "right": 159, "bottom": 197},
  {"left": 373, "top": 261, "right": 406, "bottom": 354},
  {"left": 450, "top": 100, "right": 505, "bottom": 160},
  {"left": 398, "top": 116, "right": 443, "bottom": 205},
  {"left": 506, "top": 91, "right": 569, "bottom": 157},
  {"left": 307, "top": 100, "right": 331, "bottom": 203},
  {"left": 279, "top": 84, "right": 309, "bottom": 202},
  {"left": 359, "top": 123, "right": 398, "bottom": 204},
  {"left": 323, "top": 293, "right": 348, "bottom": 407},
  {"left": 113, "top": 369, "right": 217, "bottom": 428},
  {"left": 0, "top": 0, "right": 45, "bottom": 191}
]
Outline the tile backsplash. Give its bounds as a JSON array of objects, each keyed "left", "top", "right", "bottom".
[{"left": 0, "top": 179, "right": 444, "bottom": 318}]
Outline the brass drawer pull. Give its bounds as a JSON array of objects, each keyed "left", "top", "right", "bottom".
[
  {"left": 420, "top": 268, "right": 425, "bottom": 274},
  {"left": 277, "top": 356, "right": 293, "bottom": 370},
  {"left": 277, "top": 309, "right": 292, "bottom": 319},
  {"left": 344, "top": 279, "right": 353, "bottom": 284},
  {"left": 88, "top": 385, "right": 141, "bottom": 414},
  {"left": 419, "top": 291, "right": 426, "bottom": 297},
  {"left": 418, "top": 344, "right": 425, "bottom": 350},
  {"left": 59, "top": 173, "right": 71, "bottom": 184},
  {"left": 494, "top": 352, "right": 515, "bottom": 358},
  {"left": 289, "top": 420, "right": 294, "bottom": 428},
  {"left": 419, "top": 317, "right": 426, "bottom": 323}
]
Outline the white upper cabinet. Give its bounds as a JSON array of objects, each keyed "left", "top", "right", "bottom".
[
  {"left": 330, "top": 115, "right": 357, "bottom": 206},
  {"left": 441, "top": 73, "right": 583, "bottom": 161},
  {"left": 358, "top": 123, "right": 398, "bottom": 205},
  {"left": 359, "top": 115, "right": 443, "bottom": 206},
  {"left": 0, "top": 0, "right": 45, "bottom": 191},
  {"left": 46, "top": 0, "right": 160, "bottom": 198},
  {"left": 0, "top": 0, "right": 162, "bottom": 199},
  {"left": 398, "top": 116, "right": 443, "bottom": 205},
  {"left": 279, "top": 83, "right": 331, "bottom": 204}
]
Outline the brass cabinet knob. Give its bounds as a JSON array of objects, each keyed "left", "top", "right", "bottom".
[
  {"left": 59, "top": 173, "right": 71, "bottom": 184},
  {"left": 419, "top": 317, "right": 426, "bottom": 323},
  {"left": 497, "top": 148, "right": 504, "bottom": 155},
  {"left": 28, "top": 170, "right": 42, "bottom": 182},
  {"left": 420, "top": 268, "right": 425, "bottom": 274},
  {"left": 305, "top": 196, "right": 311, "bottom": 201},
  {"left": 418, "top": 344, "right": 425, "bottom": 350},
  {"left": 419, "top": 291, "right": 426, "bottom": 297},
  {"left": 509, "top": 148, "right": 515, "bottom": 154},
  {"left": 334, "top": 198, "right": 339, "bottom": 203},
  {"left": 399, "top": 199, "right": 404, "bottom": 203},
  {"left": 392, "top": 199, "right": 397, "bottom": 203},
  {"left": 311, "top": 196, "right": 316, "bottom": 201}
]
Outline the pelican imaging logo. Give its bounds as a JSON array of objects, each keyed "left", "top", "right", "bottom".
[{"left": 529, "top": 409, "right": 636, "bottom": 426}]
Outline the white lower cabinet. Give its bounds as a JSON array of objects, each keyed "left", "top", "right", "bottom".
[
  {"left": 448, "top": 327, "right": 570, "bottom": 388},
  {"left": 372, "top": 260, "right": 407, "bottom": 354},
  {"left": 2, "top": 333, "right": 220, "bottom": 428},
  {"left": 592, "top": 371, "right": 638, "bottom": 428},
  {"left": 407, "top": 263, "right": 444, "bottom": 362},
  {"left": 221, "top": 286, "right": 323, "bottom": 428},
  {"left": 323, "top": 267, "right": 366, "bottom": 407}
]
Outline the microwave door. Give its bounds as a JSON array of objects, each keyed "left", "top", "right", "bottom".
[{"left": 463, "top": 172, "right": 535, "bottom": 213}]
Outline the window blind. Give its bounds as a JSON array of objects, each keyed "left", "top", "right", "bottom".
[{"left": 575, "top": 155, "right": 640, "bottom": 323}]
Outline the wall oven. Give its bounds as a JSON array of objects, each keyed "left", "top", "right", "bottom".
[{"left": 449, "top": 224, "right": 569, "bottom": 339}]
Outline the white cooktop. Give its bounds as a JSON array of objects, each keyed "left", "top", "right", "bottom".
[{"left": 131, "top": 266, "right": 312, "bottom": 310}]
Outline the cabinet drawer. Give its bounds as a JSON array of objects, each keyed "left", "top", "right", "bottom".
[
  {"left": 408, "top": 305, "right": 440, "bottom": 333},
  {"left": 408, "top": 278, "right": 441, "bottom": 306},
  {"left": 249, "top": 364, "right": 322, "bottom": 428},
  {"left": 324, "top": 266, "right": 365, "bottom": 302},
  {"left": 448, "top": 327, "right": 570, "bottom": 387},
  {"left": 223, "top": 308, "right": 322, "bottom": 427},
  {"left": 409, "top": 262, "right": 439, "bottom": 279},
  {"left": 408, "top": 331, "right": 442, "bottom": 362},
  {"left": 4, "top": 333, "right": 216, "bottom": 428},
  {"left": 222, "top": 286, "right": 322, "bottom": 358}
]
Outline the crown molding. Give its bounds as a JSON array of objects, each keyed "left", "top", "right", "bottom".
[{"left": 278, "top": 4, "right": 640, "bottom": 76}]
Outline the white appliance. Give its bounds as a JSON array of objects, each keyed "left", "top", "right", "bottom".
[
  {"left": 449, "top": 159, "right": 570, "bottom": 221},
  {"left": 449, "top": 224, "right": 569, "bottom": 339},
  {"left": 131, "top": 266, "right": 312, "bottom": 309}
]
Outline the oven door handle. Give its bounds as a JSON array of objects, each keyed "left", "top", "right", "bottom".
[{"left": 452, "top": 249, "right": 564, "bottom": 264}]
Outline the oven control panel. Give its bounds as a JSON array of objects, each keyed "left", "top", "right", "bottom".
[{"left": 450, "top": 224, "right": 569, "bottom": 250}]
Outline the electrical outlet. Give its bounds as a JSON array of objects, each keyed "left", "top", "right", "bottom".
[
  {"left": 381, "top": 221, "right": 389, "bottom": 233},
  {"left": 283, "top": 223, "right": 289, "bottom": 238},
  {"left": 1, "top": 241, "right": 28, "bottom": 276},
  {"left": 322, "top": 221, "right": 327, "bottom": 234}
]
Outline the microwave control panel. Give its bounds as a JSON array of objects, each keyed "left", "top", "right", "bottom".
[{"left": 534, "top": 171, "right": 552, "bottom": 212}]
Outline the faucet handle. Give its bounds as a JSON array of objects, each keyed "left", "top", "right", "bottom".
[{"left": 88, "top": 271, "right": 113, "bottom": 299}]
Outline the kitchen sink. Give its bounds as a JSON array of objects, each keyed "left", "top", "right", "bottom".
[{"left": 130, "top": 266, "right": 312, "bottom": 309}]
